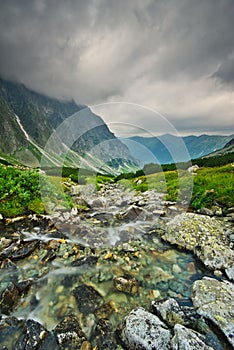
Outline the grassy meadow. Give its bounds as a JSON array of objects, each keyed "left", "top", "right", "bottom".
[{"left": 0, "top": 160, "right": 233, "bottom": 217}]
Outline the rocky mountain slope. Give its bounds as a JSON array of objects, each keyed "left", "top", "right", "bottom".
[
  {"left": 0, "top": 78, "right": 136, "bottom": 173},
  {"left": 202, "top": 137, "right": 234, "bottom": 158}
]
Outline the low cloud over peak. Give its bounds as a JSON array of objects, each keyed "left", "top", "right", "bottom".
[{"left": 0, "top": 0, "right": 233, "bottom": 135}]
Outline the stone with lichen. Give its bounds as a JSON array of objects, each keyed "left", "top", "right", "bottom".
[
  {"left": 162, "top": 213, "right": 234, "bottom": 270},
  {"left": 192, "top": 277, "right": 234, "bottom": 348}
]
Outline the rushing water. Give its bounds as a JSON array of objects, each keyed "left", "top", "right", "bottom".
[
  {"left": 0, "top": 218, "right": 214, "bottom": 335},
  {"left": 1, "top": 182, "right": 227, "bottom": 348}
]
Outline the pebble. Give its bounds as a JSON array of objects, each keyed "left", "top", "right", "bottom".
[
  {"left": 172, "top": 264, "right": 182, "bottom": 273},
  {"left": 56, "top": 285, "right": 64, "bottom": 294}
]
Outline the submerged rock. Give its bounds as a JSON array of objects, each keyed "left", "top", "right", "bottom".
[
  {"left": 0, "top": 317, "right": 25, "bottom": 348},
  {"left": 95, "top": 301, "right": 116, "bottom": 319},
  {"left": 192, "top": 277, "right": 234, "bottom": 348},
  {"left": 120, "top": 307, "right": 171, "bottom": 350},
  {"left": 113, "top": 275, "right": 139, "bottom": 295},
  {"left": 0, "top": 317, "right": 57, "bottom": 350},
  {"left": 72, "top": 284, "right": 103, "bottom": 315},
  {"left": 0, "top": 282, "right": 19, "bottom": 315},
  {"left": 163, "top": 213, "right": 234, "bottom": 270},
  {"left": 16, "top": 319, "right": 48, "bottom": 350},
  {"left": 92, "top": 318, "right": 117, "bottom": 350},
  {"left": 71, "top": 255, "right": 99, "bottom": 267},
  {"left": 53, "top": 315, "right": 87, "bottom": 349}
]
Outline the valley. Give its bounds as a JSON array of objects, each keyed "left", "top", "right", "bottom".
[{"left": 0, "top": 78, "right": 233, "bottom": 349}]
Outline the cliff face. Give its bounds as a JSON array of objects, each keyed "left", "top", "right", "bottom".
[
  {"left": 0, "top": 78, "right": 136, "bottom": 173},
  {"left": 0, "top": 92, "right": 28, "bottom": 154}
]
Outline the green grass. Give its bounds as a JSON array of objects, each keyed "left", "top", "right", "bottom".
[
  {"left": 117, "top": 164, "right": 234, "bottom": 210},
  {"left": 191, "top": 164, "right": 234, "bottom": 209},
  {"left": 0, "top": 165, "right": 72, "bottom": 217}
]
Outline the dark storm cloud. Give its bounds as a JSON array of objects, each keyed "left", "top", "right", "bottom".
[
  {"left": 213, "top": 56, "right": 234, "bottom": 86},
  {"left": 0, "top": 0, "right": 233, "bottom": 134}
]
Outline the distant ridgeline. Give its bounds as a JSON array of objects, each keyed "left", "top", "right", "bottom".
[
  {"left": 0, "top": 78, "right": 137, "bottom": 175},
  {"left": 121, "top": 134, "right": 234, "bottom": 166},
  {"left": 114, "top": 137, "right": 234, "bottom": 179}
]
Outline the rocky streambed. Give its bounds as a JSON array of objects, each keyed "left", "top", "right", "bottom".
[{"left": 0, "top": 183, "right": 233, "bottom": 349}]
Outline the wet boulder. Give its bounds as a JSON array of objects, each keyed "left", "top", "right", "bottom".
[{"left": 152, "top": 298, "right": 222, "bottom": 349}]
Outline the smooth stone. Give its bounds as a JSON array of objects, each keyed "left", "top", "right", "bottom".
[
  {"left": 80, "top": 341, "right": 92, "bottom": 350},
  {"left": 95, "top": 301, "right": 116, "bottom": 319},
  {"left": 172, "top": 264, "right": 182, "bottom": 274},
  {"left": 153, "top": 266, "right": 174, "bottom": 283}
]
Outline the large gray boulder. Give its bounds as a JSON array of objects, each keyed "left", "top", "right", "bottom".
[
  {"left": 162, "top": 213, "right": 234, "bottom": 270},
  {"left": 120, "top": 307, "right": 171, "bottom": 350},
  {"left": 192, "top": 277, "right": 234, "bottom": 348}
]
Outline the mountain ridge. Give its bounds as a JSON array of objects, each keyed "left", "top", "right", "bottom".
[
  {"left": 121, "top": 134, "right": 234, "bottom": 165},
  {"left": 0, "top": 78, "right": 137, "bottom": 174}
]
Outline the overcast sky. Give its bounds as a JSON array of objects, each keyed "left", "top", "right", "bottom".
[{"left": 0, "top": 0, "right": 233, "bottom": 136}]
